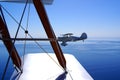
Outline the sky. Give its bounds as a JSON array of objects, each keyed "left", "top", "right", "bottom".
[{"left": 0, "top": 0, "right": 120, "bottom": 39}]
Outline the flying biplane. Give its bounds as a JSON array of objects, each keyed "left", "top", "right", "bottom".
[{"left": 58, "top": 33, "right": 87, "bottom": 46}]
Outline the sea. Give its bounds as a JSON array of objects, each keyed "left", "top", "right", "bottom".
[{"left": 0, "top": 38, "right": 120, "bottom": 80}]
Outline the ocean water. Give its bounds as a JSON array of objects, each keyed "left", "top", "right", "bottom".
[{"left": 0, "top": 39, "right": 120, "bottom": 80}]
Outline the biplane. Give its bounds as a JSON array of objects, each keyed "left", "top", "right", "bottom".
[{"left": 58, "top": 33, "right": 87, "bottom": 46}]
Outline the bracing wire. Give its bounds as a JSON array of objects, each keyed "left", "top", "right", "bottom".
[
  {"left": 0, "top": 5, "right": 26, "bottom": 31},
  {"left": 11, "top": 0, "right": 29, "bottom": 73},
  {"left": 22, "top": 33, "right": 27, "bottom": 66},
  {"left": 1, "top": 0, "right": 28, "bottom": 79},
  {"left": 23, "top": 1, "right": 30, "bottom": 65},
  {"left": 1, "top": 4, "right": 64, "bottom": 72},
  {"left": 0, "top": 5, "right": 11, "bottom": 80},
  {"left": 13, "top": 0, "right": 28, "bottom": 43},
  {"left": 1, "top": 2, "right": 74, "bottom": 80}
]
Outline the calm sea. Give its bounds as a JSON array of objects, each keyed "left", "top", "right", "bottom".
[{"left": 0, "top": 39, "right": 120, "bottom": 80}]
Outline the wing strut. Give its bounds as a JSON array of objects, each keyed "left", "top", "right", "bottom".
[
  {"left": 0, "top": 16, "right": 21, "bottom": 70},
  {"left": 33, "top": 0, "right": 66, "bottom": 70}
]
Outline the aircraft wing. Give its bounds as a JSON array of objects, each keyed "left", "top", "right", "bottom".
[
  {"left": 62, "top": 33, "right": 73, "bottom": 37},
  {"left": 0, "top": 0, "right": 53, "bottom": 4}
]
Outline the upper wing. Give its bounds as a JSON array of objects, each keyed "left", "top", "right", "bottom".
[{"left": 0, "top": 0, "right": 53, "bottom": 4}]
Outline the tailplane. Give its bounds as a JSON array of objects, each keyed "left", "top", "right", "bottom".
[{"left": 80, "top": 33, "right": 87, "bottom": 41}]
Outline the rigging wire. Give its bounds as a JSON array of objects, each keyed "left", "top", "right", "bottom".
[
  {"left": 1, "top": 0, "right": 28, "bottom": 79},
  {"left": 66, "top": 68, "right": 74, "bottom": 80},
  {"left": 22, "top": 32, "right": 27, "bottom": 66},
  {"left": 23, "top": 1, "right": 30, "bottom": 65},
  {"left": 13, "top": 0, "right": 28, "bottom": 44},
  {"left": 0, "top": 5, "right": 12, "bottom": 80},
  {"left": 11, "top": 0, "right": 29, "bottom": 74},
  {"left": 13, "top": 1, "right": 29, "bottom": 79},
  {"left": 1, "top": 3, "right": 64, "bottom": 72},
  {"left": 0, "top": 5, "right": 26, "bottom": 31},
  {"left": 1, "top": 2, "right": 74, "bottom": 80},
  {"left": 28, "top": 33, "right": 65, "bottom": 71}
]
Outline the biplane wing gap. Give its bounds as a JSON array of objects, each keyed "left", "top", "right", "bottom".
[{"left": 33, "top": 0, "right": 66, "bottom": 70}]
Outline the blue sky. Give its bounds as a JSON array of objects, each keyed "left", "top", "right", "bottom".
[{"left": 1, "top": 0, "right": 120, "bottom": 39}]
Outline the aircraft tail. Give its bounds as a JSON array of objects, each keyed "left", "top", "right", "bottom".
[{"left": 80, "top": 33, "right": 87, "bottom": 40}]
